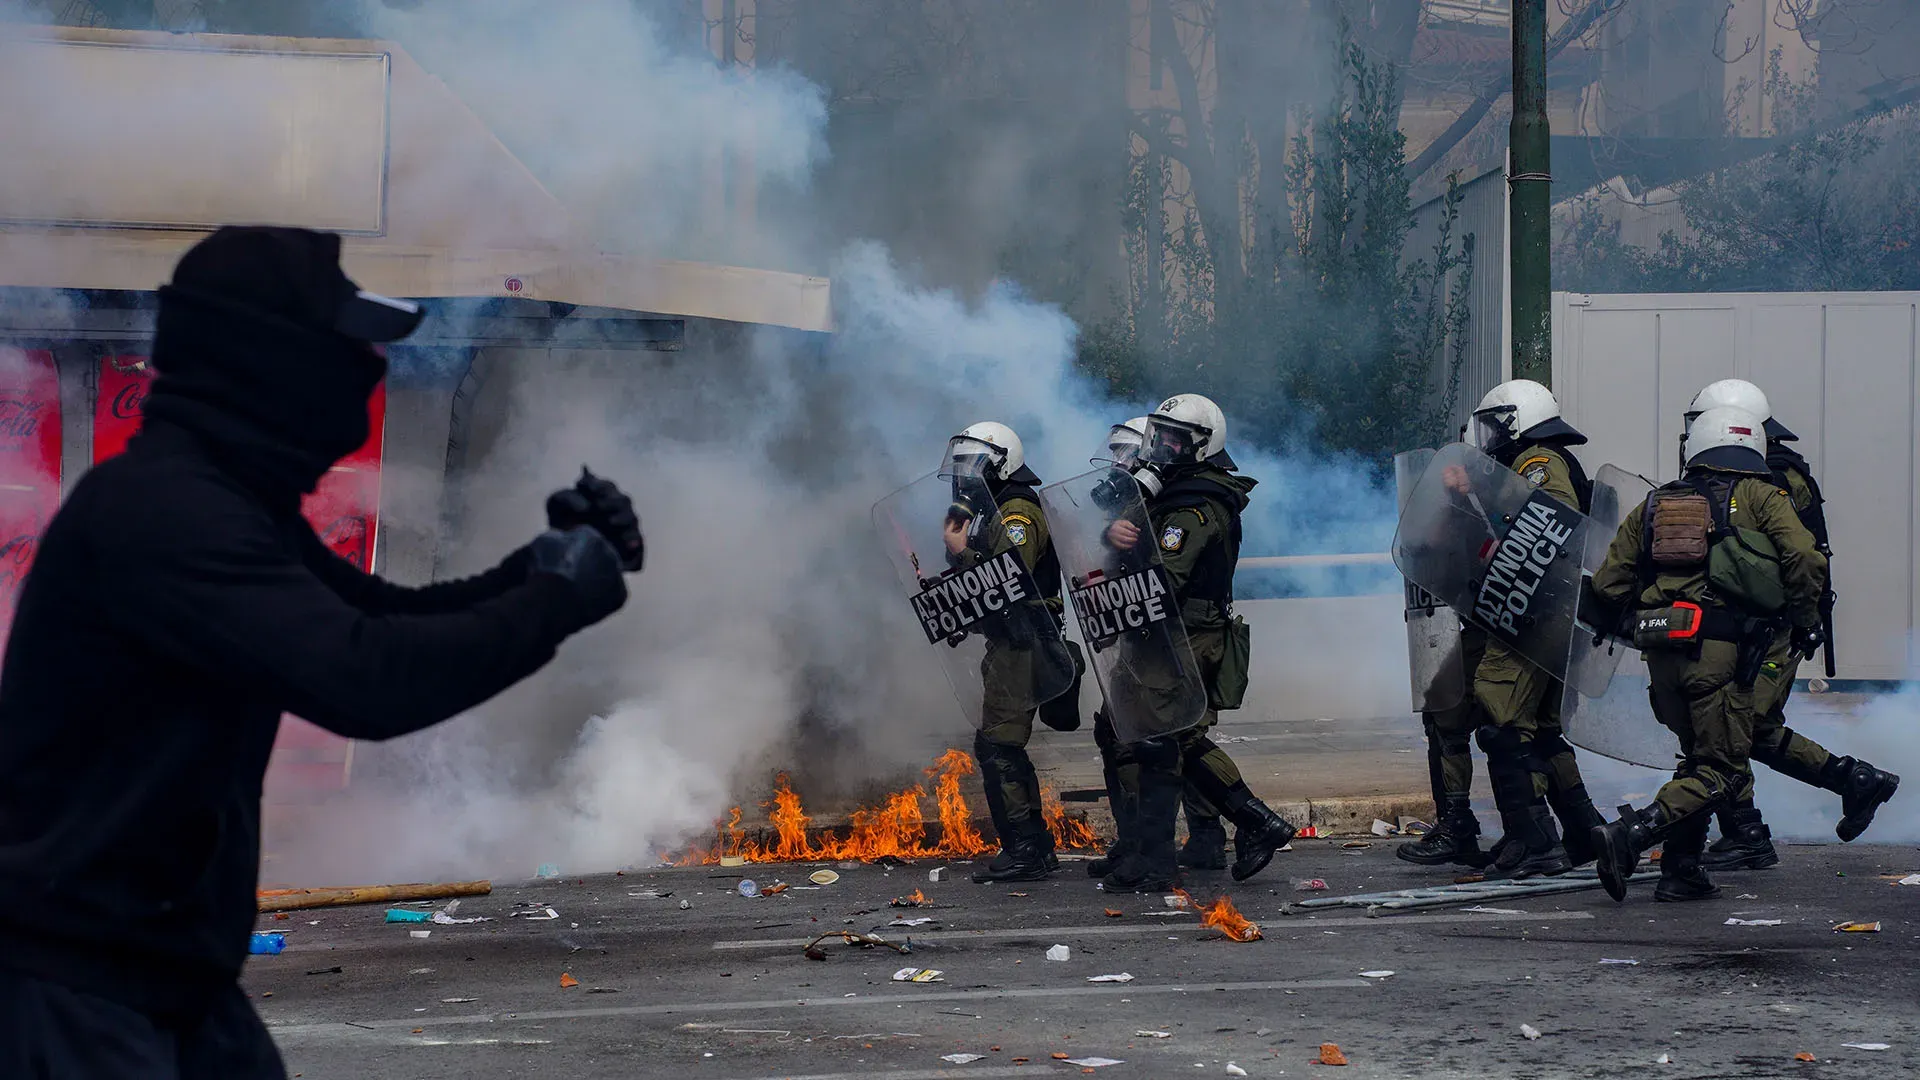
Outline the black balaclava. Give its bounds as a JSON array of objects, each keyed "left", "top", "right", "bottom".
[{"left": 143, "top": 227, "right": 420, "bottom": 508}]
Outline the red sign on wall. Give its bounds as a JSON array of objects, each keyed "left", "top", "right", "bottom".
[
  {"left": 0, "top": 348, "right": 64, "bottom": 647},
  {"left": 94, "top": 356, "right": 386, "bottom": 797}
]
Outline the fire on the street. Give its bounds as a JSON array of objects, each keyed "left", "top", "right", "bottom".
[
  {"left": 1176, "top": 887, "right": 1263, "bottom": 942},
  {"left": 664, "top": 749, "right": 1101, "bottom": 865}
]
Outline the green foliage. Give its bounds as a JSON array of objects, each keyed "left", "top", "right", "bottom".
[
  {"left": 1085, "top": 38, "right": 1474, "bottom": 465},
  {"left": 1556, "top": 51, "right": 1920, "bottom": 294}
]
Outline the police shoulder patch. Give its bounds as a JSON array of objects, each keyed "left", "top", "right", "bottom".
[
  {"left": 1160, "top": 524, "right": 1186, "bottom": 552},
  {"left": 1003, "top": 514, "right": 1032, "bottom": 546},
  {"left": 1518, "top": 454, "right": 1553, "bottom": 487}
]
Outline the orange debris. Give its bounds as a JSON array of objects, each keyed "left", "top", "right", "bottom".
[
  {"left": 558, "top": 973, "right": 579, "bottom": 989},
  {"left": 1315, "top": 1043, "right": 1349, "bottom": 1065}
]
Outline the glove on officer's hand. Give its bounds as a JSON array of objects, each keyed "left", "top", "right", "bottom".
[
  {"left": 528, "top": 526, "right": 627, "bottom": 629},
  {"left": 546, "top": 467, "right": 644, "bottom": 572},
  {"left": 1791, "top": 622, "right": 1826, "bottom": 659}
]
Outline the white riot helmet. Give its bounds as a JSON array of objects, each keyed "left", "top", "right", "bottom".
[
  {"left": 1685, "top": 378, "right": 1796, "bottom": 441},
  {"left": 944, "top": 421, "right": 1027, "bottom": 483},
  {"left": 1103, "top": 416, "right": 1150, "bottom": 466},
  {"left": 1683, "top": 406, "right": 1770, "bottom": 474},
  {"left": 1467, "top": 379, "right": 1585, "bottom": 455},
  {"left": 1142, "top": 394, "right": 1227, "bottom": 468}
]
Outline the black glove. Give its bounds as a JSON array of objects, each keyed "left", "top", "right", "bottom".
[
  {"left": 547, "top": 467, "right": 644, "bottom": 572},
  {"left": 528, "top": 526, "right": 627, "bottom": 628},
  {"left": 1791, "top": 622, "right": 1826, "bottom": 659}
]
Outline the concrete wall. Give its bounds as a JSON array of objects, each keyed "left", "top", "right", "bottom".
[{"left": 1553, "top": 290, "right": 1920, "bottom": 681}]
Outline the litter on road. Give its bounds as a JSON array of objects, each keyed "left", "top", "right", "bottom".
[
  {"left": 803, "top": 931, "right": 912, "bottom": 961},
  {"left": 1725, "top": 918, "right": 1784, "bottom": 926},
  {"left": 1226, "top": 1064, "right": 1248, "bottom": 1076},
  {"left": 408, "top": 930, "right": 431, "bottom": 939},
  {"left": 1833, "top": 921, "right": 1881, "bottom": 932},
  {"left": 1087, "top": 973, "right": 1135, "bottom": 983},
  {"left": 1063, "top": 1057, "right": 1124, "bottom": 1067},
  {"left": 1895, "top": 874, "right": 1920, "bottom": 886},
  {"left": 891, "top": 967, "right": 944, "bottom": 983},
  {"left": 1137, "top": 1030, "right": 1172, "bottom": 1038},
  {"left": 1841, "top": 1043, "right": 1891, "bottom": 1051},
  {"left": 384, "top": 908, "right": 430, "bottom": 923},
  {"left": 511, "top": 907, "right": 560, "bottom": 921},
  {"left": 810, "top": 870, "right": 840, "bottom": 885},
  {"left": 248, "top": 933, "right": 284, "bottom": 955},
  {"left": 941, "top": 1053, "right": 985, "bottom": 1064},
  {"left": 1359, "top": 970, "right": 1394, "bottom": 978},
  {"left": 1046, "top": 944, "right": 1071, "bottom": 961},
  {"left": 558, "top": 973, "right": 579, "bottom": 988},
  {"left": 1600, "top": 958, "right": 1641, "bottom": 965},
  {"left": 888, "top": 917, "right": 935, "bottom": 927},
  {"left": 1315, "top": 1042, "right": 1350, "bottom": 1065},
  {"left": 1520, "top": 1024, "right": 1542, "bottom": 1040}
]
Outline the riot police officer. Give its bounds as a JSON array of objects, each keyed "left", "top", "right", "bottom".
[
  {"left": 1680, "top": 381, "right": 1899, "bottom": 869},
  {"left": 1588, "top": 406, "right": 1829, "bottom": 902},
  {"left": 1098, "top": 395, "right": 1298, "bottom": 892},
  {"left": 1461, "top": 380, "right": 1608, "bottom": 878},
  {"left": 943, "top": 422, "right": 1078, "bottom": 884}
]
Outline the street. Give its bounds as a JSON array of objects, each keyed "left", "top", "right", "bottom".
[{"left": 256, "top": 842, "right": 1918, "bottom": 1079}]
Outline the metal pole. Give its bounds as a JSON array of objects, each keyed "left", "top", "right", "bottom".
[{"left": 1509, "top": 0, "right": 1552, "bottom": 386}]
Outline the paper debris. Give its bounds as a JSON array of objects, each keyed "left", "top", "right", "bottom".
[
  {"left": 1794, "top": 1052, "right": 1816, "bottom": 1062},
  {"left": 1087, "top": 973, "right": 1135, "bottom": 983},
  {"left": 1046, "top": 944, "right": 1071, "bottom": 961},
  {"left": 941, "top": 1054, "right": 986, "bottom": 1064},
  {"left": 889, "top": 918, "right": 936, "bottom": 928},
  {"left": 408, "top": 930, "right": 431, "bottom": 939},
  {"left": 1226, "top": 1065, "right": 1248, "bottom": 1077},
  {"left": 1315, "top": 1043, "right": 1349, "bottom": 1066},
  {"left": 1833, "top": 921, "right": 1882, "bottom": 932},
  {"left": 1137, "top": 1030, "right": 1172, "bottom": 1039},
  {"left": 891, "top": 968, "right": 944, "bottom": 983},
  {"left": 1842, "top": 1043, "right": 1891, "bottom": 1051},
  {"left": 1520, "top": 1024, "right": 1541, "bottom": 1040},
  {"left": 1295, "top": 879, "right": 1328, "bottom": 892},
  {"left": 1064, "top": 1058, "right": 1124, "bottom": 1068},
  {"left": 1164, "top": 894, "right": 1192, "bottom": 909},
  {"left": 678, "top": 899, "right": 691, "bottom": 910},
  {"left": 1599, "top": 958, "right": 1641, "bottom": 966},
  {"left": 627, "top": 890, "right": 672, "bottom": 900},
  {"left": 1895, "top": 874, "right": 1920, "bottom": 886},
  {"left": 1142, "top": 911, "right": 1194, "bottom": 917},
  {"left": 511, "top": 907, "right": 560, "bottom": 921},
  {"left": 558, "top": 973, "right": 578, "bottom": 988},
  {"left": 1359, "top": 970, "right": 1395, "bottom": 979},
  {"left": 1104, "top": 908, "right": 1124, "bottom": 918},
  {"left": 1657, "top": 1052, "right": 1671, "bottom": 1064},
  {"left": 441, "top": 997, "right": 477, "bottom": 1003},
  {"left": 1736, "top": 893, "right": 1759, "bottom": 899},
  {"left": 430, "top": 911, "right": 489, "bottom": 925},
  {"left": 1370, "top": 819, "right": 1398, "bottom": 837},
  {"left": 810, "top": 870, "right": 840, "bottom": 885},
  {"left": 1725, "top": 918, "right": 1783, "bottom": 926},
  {"left": 1463, "top": 906, "right": 1527, "bottom": 915},
  {"left": 928, "top": 868, "right": 945, "bottom": 882}
]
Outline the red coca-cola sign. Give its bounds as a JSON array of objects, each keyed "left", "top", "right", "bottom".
[{"left": 0, "top": 349, "right": 62, "bottom": 646}]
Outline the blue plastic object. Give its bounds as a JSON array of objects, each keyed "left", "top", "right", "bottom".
[{"left": 248, "top": 932, "right": 286, "bottom": 955}]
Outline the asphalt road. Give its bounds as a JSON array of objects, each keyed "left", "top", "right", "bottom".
[{"left": 255, "top": 841, "right": 1919, "bottom": 1080}]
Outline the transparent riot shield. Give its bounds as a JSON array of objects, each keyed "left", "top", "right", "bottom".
[
  {"left": 1038, "top": 466, "right": 1208, "bottom": 743},
  {"left": 1395, "top": 449, "right": 1467, "bottom": 713},
  {"left": 1390, "top": 442, "right": 1591, "bottom": 682},
  {"left": 1560, "top": 464, "right": 1681, "bottom": 768},
  {"left": 870, "top": 470, "right": 1077, "bottom": 727}
]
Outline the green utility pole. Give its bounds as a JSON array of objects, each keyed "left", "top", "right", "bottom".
[{"left": 1509, "top": 0, "right": 1552, "bottom": 386}]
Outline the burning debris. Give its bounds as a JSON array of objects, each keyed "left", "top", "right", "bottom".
[
  {"left": 891, "top": 890, "right": 931, "bottom": 908},
  {"left": 661, "top": 750, "right": 1100, "bottom": 865},
  {"left": 1174, "top": 888, "right": 1263, "bottom": 942}
]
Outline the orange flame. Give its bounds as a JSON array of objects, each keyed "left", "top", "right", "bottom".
[
  {"left": 1196, "top": 892, "right": 1262, "bottom": 942},
  {"left": 660, "top": 750, "right": 1095, "bottom": 865}
]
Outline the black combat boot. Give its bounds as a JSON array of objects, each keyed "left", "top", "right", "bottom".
[
  {"left": 1822, "top": 756, "right": 1901, "bottom": 842},
  {"left": 1215, "top": 781, "right": 1299, "bottom": 882},
  {"left": 1654, "top": 815, "right": 1720, "bottom": 902},
  {"left": 1178, "top": 815, "right": 1228, "bottom": 871},
  {"left": 1102, "top": 757, "right": 1183, "bottom": 893},
  {"left": 971, "top": 830, "right": 1055, "bottom": 883},
  {"left": 1087, "top": 760, "right": 1137, "bottom": 879},
  {"left": 1546, "top": 782, "right": 1606, "bottom": 868},
  {"left": 1396, "top": 795, "right": 1488, "bottom": 867},
  {"left": 1591, "top": 802, "right": 1671, "bottom": 902},
  {"left": 1701, "top": 804, "right": 1778, "bottom": 870},
  {"left": 1488, "top": 802, "right": 1571, "bottom": 880}
]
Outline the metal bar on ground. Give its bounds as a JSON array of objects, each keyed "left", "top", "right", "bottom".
[{"left": 1282, "top": 870, "right": 1657, "bottom": 915}]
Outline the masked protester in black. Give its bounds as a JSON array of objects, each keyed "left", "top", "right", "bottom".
[{"left": 0, "top": 227, "right": 639, "bottom": 1080}]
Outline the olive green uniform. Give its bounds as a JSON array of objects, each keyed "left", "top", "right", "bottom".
[
  {"left": 1472, "top": 443, "right": 1588, "bottom": 799},
  {"left": 1745, "top": 463, "right": 1833, "bottom": 781},
  {"left": 959, "top": 492, "right": 1074, "bottom": 850},
  {"left": 1590, "top": 472, "right": 1828, "bottom": 823}
]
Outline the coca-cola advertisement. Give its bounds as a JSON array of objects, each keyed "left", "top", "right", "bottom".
[
  {"left": 93, "top": 357, "right": 386, "bottom": 798},
  {"left": 0, "top": 349, "right": 63, "bottom": 647}
]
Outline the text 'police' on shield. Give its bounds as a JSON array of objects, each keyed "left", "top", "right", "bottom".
[
  {"left": 911, "top": 549, "right": 1034, "bottom": 643},
  {"left": 1069, "top": 566, "right": 1174, "bottom": 643},
  {"left": 1472, "top": 495, "right": 1575, "bottom": 635}
]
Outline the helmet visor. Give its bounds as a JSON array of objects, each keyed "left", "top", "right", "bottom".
[
  {"left": 1103, "top": 424, "right": 1144, "bottom": 466},
  {"left": 1469, "top": 406, "right": 1517, "bottom": 451},
  {"left": 941, "top": 435, "right": 1000, "bottom": 480},
  {"left": 1143, "top": 416, "right": 1207, "bottom": 466}
]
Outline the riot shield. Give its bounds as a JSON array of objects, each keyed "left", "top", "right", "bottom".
[
  {"left": 1394, "top": 449, "right": 1467, "bottom": 713},
  {"left": 1560, "top": 464, "right": 1680, "bottom": 768},
  {"left": 871, "top": 470, "right": 1077, "bottom": 727},
  {"left": 1390, "top": 442, "right": 1591, "bottom": 682},
  {"left": 1038, "top": 466, "right": 1208, "bottom": 743}
]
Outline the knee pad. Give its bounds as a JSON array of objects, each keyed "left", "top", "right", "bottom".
[
  {"left": 1436, "top": 728, "right": 1474, "bottom": 757},
  {"left": 1134, "top": 734, "right": 1181, "bottom": 772},
  {"left": 1475, "top": 723, "right": 1526, "bottom": 763}
]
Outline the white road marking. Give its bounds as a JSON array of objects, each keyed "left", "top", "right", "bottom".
[{"left": 713, "top": 909, "right": 1596, "bottom": 950}]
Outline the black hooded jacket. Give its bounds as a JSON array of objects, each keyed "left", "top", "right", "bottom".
[{"left": 0, "top": 282, "right": 601, "bottom": 1019}]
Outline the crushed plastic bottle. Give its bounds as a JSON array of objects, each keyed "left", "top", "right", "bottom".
[{"left": 737, "top": 879, "right": 759, "bottom": 898}]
